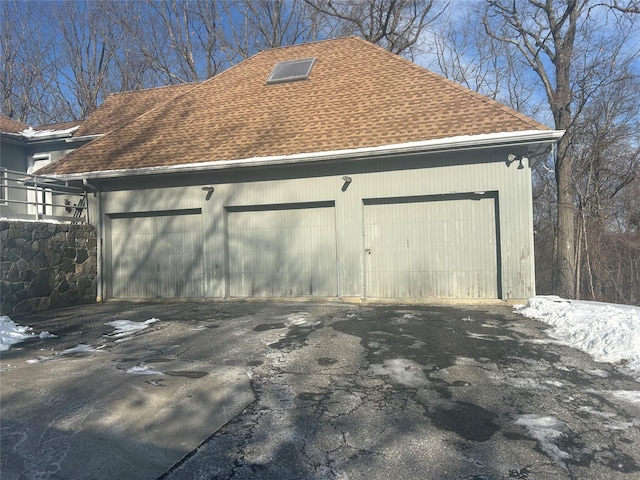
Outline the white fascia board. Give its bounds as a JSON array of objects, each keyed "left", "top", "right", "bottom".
[{"left": 52, "top": 129, "right": 564, "bottom": 180}]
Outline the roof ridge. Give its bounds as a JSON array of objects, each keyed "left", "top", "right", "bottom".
[
  {"left": 106, "top": 82, "right": 199, "bottom": 98},
  {"left": 253, "top": 36, "right": 359, "bottom": 55}
]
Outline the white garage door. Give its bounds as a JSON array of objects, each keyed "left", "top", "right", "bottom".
[
  {"left": 364, "top": 193, "right": 500, "bottom": 298},
  {"left": 227, "top": 202, "right": 337, "bottom": 297},
  {"left": 109, "top": 209, "right": 204, "bottom": 298}
]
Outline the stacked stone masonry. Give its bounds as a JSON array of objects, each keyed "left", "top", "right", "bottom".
[{"left": 1, "top": 221, "right": 97, "bottom": 315}]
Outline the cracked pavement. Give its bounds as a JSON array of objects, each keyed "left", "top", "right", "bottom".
[{"left": 2, "top": 301, "right": 639, "bottom": 480}]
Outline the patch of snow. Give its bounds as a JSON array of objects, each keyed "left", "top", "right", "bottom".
[
  {"left": 0, "top": 217, "right": 62, "bottom": 223},
  {"left": 467, "top": 332, "right": 513, "bottom": 341},
  {"left": 370, "top": 358, "right": 429, "bottom": 388},
  {"left": 543, "top": 380, "right": 565, "bottom": 388},
  {"left": 0, "top": 316, "right": 58, "bottom": 352},
  {"left": 514, "top": 415, "right": 572, "bottom": 468},
  {"left": 0, "top": 316, "right": 34, "bottom": 351},
  {"left": 607, "top": 390, "right": 640, "bottom": 404},
  {"left": 284, "top": 312, "right": 321, "bottom": 327},
  {"left": 577, "top": 406, "right": 616, "bottom": 418},
  {"left": 286, "top": 312, "right": 310, "bottom": 325},
  {"left": 125, "top": 365, "right": 163, "bottom": 375},
  {"left": 516, "top": 296, "right": 640, "bottom": 378},
  {"left": 61, "top": 344, "right": 95, "bottom": 355},
  {"left": 604, "top": 421, "right": 636, "bottom": 431},
  {"left": 104, "top": 318, "right": 160, "bottom": 338}
]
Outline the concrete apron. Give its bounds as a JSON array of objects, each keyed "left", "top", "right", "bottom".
[{"left": 1, "top": 342, "right": 253, "bottom": 479}]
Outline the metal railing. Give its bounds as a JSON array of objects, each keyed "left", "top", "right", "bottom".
[{"left": 0, "top": 168, "right": 87, "bottom": 223}]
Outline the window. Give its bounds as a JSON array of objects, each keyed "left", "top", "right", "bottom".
[
  {"left": 267, "top": 58, "right": 316, "bottom": 84},
  {"left": 27, "top": 154, "right": 52, "bottom": 215}
]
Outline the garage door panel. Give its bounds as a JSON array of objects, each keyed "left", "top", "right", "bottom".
[
  {"left": 364, "top": 194, "right": 499, "bottom": 299},
  {"left": 109, "top": 210, "right": 204, "bottom": 298},
  {"left": 228, "top": 204, "right": 337, "bottom": 297}
]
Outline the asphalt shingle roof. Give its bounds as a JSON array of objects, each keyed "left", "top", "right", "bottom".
[
  {"left": 74, "top": 84, "right": 197, "bottom": 137},
  {"left": 0, "top": 116, "right": 29, "bottom": 134},
  {"left": 41, "top": 37, "right": 549, "bottom": 176}
]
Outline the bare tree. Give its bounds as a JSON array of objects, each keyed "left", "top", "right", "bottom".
[
  {"left": 482, "top": 0, "right": 639, "bottom": 299},
  {"left": 52, "top": 1, "right": 125, "bottom": 119},
  {"left": 305, "top": 0, "right": 445, "bottom": 58},
  {"left": 218, "top": 0, "right": 331, "bottom": 63},
  {"left": 429, "top": 6, "right": 547, "bottom": 119},
  {"left": 572, "top": 71, "right": 640, "bottom": 301},
  {"left": 0, "top": 1, "right": 56, "bottom": 124},
  {"left": 114, "top": 0, "right": 226, "bottom": 85}
]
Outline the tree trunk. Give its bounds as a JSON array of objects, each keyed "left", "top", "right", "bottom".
[{"left": 554, "top": 109, "right": 576, "bottom": 298}]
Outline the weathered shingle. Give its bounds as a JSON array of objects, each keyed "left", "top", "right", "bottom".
[{"left": 42, "top": 37, "right": 549, "bottom": 176}]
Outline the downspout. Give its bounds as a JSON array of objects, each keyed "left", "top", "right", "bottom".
[{"left": 83, "top": 179, "right": 104, "bottom": 303}]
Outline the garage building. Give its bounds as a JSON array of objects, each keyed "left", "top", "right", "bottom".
[{"left": 39, "top": 37, "right": 563, "bottom": 302}]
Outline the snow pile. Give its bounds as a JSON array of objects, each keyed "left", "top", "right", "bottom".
[
  {"left": 0, "top": 316, "right": 34, "bottom": 351},
  {"left": 104, "top": 318, "right": 160, "bottom": 338},
  {"left": 517, "top": 296, "right": 640, "bottom": 376}
]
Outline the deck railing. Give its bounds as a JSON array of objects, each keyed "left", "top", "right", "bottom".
[{"left": 0, "top": 168, "right": 87, "bottom": 223}]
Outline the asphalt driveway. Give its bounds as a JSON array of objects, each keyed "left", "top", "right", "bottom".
[{"left": 1, "top": 301, "right": 639, "bottom": 480}]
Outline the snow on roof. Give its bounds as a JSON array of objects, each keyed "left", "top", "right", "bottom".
[{"left": 20, "top": 125, "right": 79, "bottom": 140}]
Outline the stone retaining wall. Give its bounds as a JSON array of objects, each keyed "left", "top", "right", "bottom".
[{"left": 1, "top": 221, "right": 97, "bottom": 315}]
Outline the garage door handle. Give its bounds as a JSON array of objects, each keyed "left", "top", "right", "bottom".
[{"left": 365, "top": 249, "right": 372, "bottom": 255}]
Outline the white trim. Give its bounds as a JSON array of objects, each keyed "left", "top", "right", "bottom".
[{"left": 51, "top": 129, "right": 565, "bottom": 180}]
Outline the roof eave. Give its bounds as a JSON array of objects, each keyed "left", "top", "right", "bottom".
[
  {"left": 65, "top": 134, "right": 104, "bottom": 144},
  {"left": 50, "top": 129, "right": 565, "bottom": 180}
]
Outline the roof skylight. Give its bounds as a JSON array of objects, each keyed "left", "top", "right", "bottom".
[{"left": 267, "top": 58, "right": 315, "bottom": 84}]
